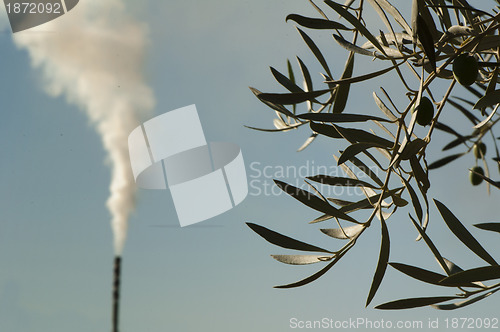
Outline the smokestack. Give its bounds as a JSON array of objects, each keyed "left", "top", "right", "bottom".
[{"left": 112, "top": 256, "right": 122, "bottom": 332}]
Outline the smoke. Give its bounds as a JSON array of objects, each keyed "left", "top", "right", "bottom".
[{"left": 13, "top": 0, "right": 155, "bottom": 255}]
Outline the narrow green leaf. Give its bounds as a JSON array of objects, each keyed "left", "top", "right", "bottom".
[
  {"left": 390, "top": 262, "right": 481, "bottom": 288},
  {"left": 410, "top": 156, "right": 430, "bottom": 192},
  {"left": 297, "top": 133, "right": 317, "bottom": 152},
  {"left": 428, "top": 153, "right": 465, "bottom": 169},
  {"left": 440, "top": 266, "right": 500, "bottom": 285},
  {"left": 325, "top": 0, "right": 386, "bottom": 55},
  {"left": 257, "top": 89, "right": 331, "bottom": 105},
  {"left": 321, "top": 224, "right": 365, "bottom": 240},
  {"left": 274, "top": 180, "right": 359, "bottom": 223},
  {"left": 286, "top": 14, "right": 351, "bottom": 30},
  {"left": 333, "top": 124, "right": 394, "bottom": 147},
  {"left": 270, "top": 67, "right": 304, "bottom": 93},
  {"left": 474, "top": 223, "right": 500, "bottom": 234},
  {"left": 307, "top": 175, "right": 378, "bottom": 188},
  {"left": 432, "top": 288, "right": 500, "bottom": 310},
  {"left": 339, "top": 188, "right": 403, "bottom": 214},
  {"left": 448, "top": 99, "right": 479, "bottom": 124},
  {"left": 246, "top": 222, "right": 332, "bottom": 253},
  {"left": 296, "top": 56, "right": 313, "bottom": 93},
  {"left": 325, "top": 61, "right": 405, "bottom": 85},
  {"left": 271, "top": 254, "right": 329, "bottom": 265},
  {"left": 244, "top": 123, "right": 303, "bottom": 132},
  {"left": 442, "top": 136, "right": 473, "bottom": 151},
  {"left": 390, "top": 263, "right": 448, "bottom": 285},
  {"left": 373, "top": 91, "right": 398, "bottom": 121},
  {"left": 366, "top": 216, "right": 390, "bottom": 306},
  {"left": 249, "top": 87, "right": 296, "bottom": 118},
  {"left": 401, "top": 177, "right": 423, "bottom": 222},
  {"left": 361, "top": 32, "right": 412, "bottom": 49},
  {"left": 338, "top": 142, "right": 387, "bottom": 165},
  {"left": 435, "top": 121, "right": 463, "bottom": 138},
  {"left": 376, "top": 296, "right": 458, "bottom": 310},
  {"left": 298, "top": 112, "right": 391, "bottom": 123},
  {"left": 296, "top": 27, "right": 332, "bottom": 78},
  {"left": 287, "top": 59, "right": 295, "bottom": 85},
  {"left": 409, "top": 215, "right": 451, "bottom": 275},
  {"left": 310, "top": 122, "right": 343, "bottom": 139},
  {"left": 434, "top": 199, "right": 498, "bottom": 266},
  {"left": 326, "top": 198, "right": 353, "bottom": 207},
  {"left": 275, "top": 258, "right": 338, "bottom": 288},
  {"left": 332, "top": 53, "right": 355, "bottom": 114},
  {"left": 416, "top": 14, "right": 436, "bottom": 71},
  {"left": 333, "top": 34, "right": 374, "bottom": 56}
]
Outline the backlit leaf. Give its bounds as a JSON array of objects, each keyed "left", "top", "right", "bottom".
[
  {"left": 366, "top": 216, "right": 390, "bottom": 306},
  {"left": 307, "top": 175, "right": 378, "bottom": 188},
  {"left": 250, "top": 87, "right": 296, "bottom": 118},
  {"left": 257, "top": 89, "right": 331, "bottom": 105},
  {"left": 410, "top": 215, "right": 451, "bottom": 275},
  {"left": 434, "top": 199, "right": 498, "bottom": 266},
  {"left": 338, "top": 142, "right": 388, "bottom": 165},
  {"left": 296, "top": 27, "right": 332, "bottom": 78},
  {"left": 298, "top": 112, "right": 392, "bottom": 123},
  {"left": 474, "top": 223, "right": 500, "bottom": 234},
  {"left": 416, "top": 14, "right": 436, "bottom": 71},
  {"left": 376, "top": 296, "right": 458, "bottom": 310},
  {"left": 428, "top": 153, "right": 465, "bottom": 169},
  {"left": 246, "top": 222, "right": 332, "bottom": 253},
  {"left": 271, "top": 254, "right": 330, "bottom": 265},
  {"left": 286, "top": 14, "right": 351, "bottom": 30},
  {"left": 440, "top": 266, "right": 500, "bottom": 285},
  {"left": 332, "top": 53, "right": 355, "bottom": 114},
  {"left": 274, "top": 180, "right": 359, "bottom": 223},
  {"left": 275, "top": 258, "right": 339, "bottom": 288},
  {"left": 321, "top": 224, "right": 365, "bottom": 240}
]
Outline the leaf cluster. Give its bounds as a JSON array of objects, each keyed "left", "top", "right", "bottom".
[{"left": 247, "top": 0, "right": 500, "bottom": 310}]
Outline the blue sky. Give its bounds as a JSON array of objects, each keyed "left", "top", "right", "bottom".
[{"left": 1, "top": 1, "right": 500, "bottom": 331}]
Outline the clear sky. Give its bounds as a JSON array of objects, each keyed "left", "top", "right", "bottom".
[{"left": 1, "top": 1, "right": 500, "bottom": 331}]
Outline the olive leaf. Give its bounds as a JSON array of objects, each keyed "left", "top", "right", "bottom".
[
  {"left": 366, "top": 215, "right": 390, "bottom": 306},
  {"left": 274, "top": 180, "right": 360, "bottom": 223},
  {"left": 474, "top": 223, "right": 500, "bottom": 234},
  {"left": 434, "top": 199, "right": 498, "bottom": 266},
  {"left": 286, "top": 14, "right": 351, "bottom": 30},
  {"left": 246, "top": 222, "right": 333, "bottom": 253},
  {"left": 375, "top": 296, "right": 458, "bottom": 310}
]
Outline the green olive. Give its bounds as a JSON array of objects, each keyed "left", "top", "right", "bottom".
[
  {"left": 469, "top": 166, "right": 484, "bottom": 186},
  {"left": 453, "top": 53, "right": 479, "bottom": 86},
  {"left": 473, "top": 142, "right": 487, "bottom": 159},
  {"left": 412, "top": 97, "right": 434, "bottom": 126}
]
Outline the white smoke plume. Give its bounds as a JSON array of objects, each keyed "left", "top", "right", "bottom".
[{"left": 13, "top": 0, "right": 155, "bottom": 255}]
